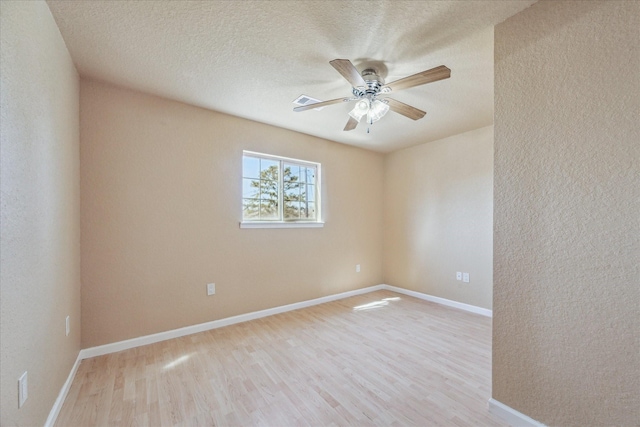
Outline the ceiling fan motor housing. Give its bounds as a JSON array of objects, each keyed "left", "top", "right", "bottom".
[{"left": 352, "top": 68, "right": 385, "bottom": 99}]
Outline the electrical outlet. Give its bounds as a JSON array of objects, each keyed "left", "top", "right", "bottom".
[
  {"left": 18, "top": 371, "right": 28, "bottom": 408},
  {"left": 65, "top": 316, "right": 70, "bottom": 336},
  {"left": 463, "top": 273, "right": 470, "bottom": 283},
  {"left": 456, "top": 272, "right": 462, "bottom": 281},
  {"left": 207, "top": 283, "right": 215, "bottom": 296},
  {"left": 356, "top": 264, "right": 361, "bottom": 273}
]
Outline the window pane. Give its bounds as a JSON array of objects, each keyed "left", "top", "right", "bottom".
[
  {"left": 284, "top": 201, "right": 300, "bottom": 219},
  {"left": 243, "top": 178, "right": 260, "bottom": 199},
  {"left": 243, "top": 156, "right": 260, "bottom": 179},
  {"left": 306, "top": 202, "right": 316, "bottom": 219},
  {"left": 284, "top": 164, "right": 300, "bottom": 182},
  {"left": 260, "top": 201, "right": 278, "bottom": 219},
  {"left": 306, "top": 167, "right": 316, "bottom": 182},
  {"left": 284, "top": 182, "right": 300, "bottom": 201},
  {"left": 260, "top": 160, "right": 279, "bottom": 181},
  {"left": 299, "top": 167, "right": 308, "bottom": 184},
  {"left": 260, "top": 180, "right": 278, "bottom": 200},
  {"left": 243, "top": 199, "right": 260, "bottom": 219},
  {"left": 307, "top": 184, "right": 315, "bottom": 201},
  {"left": 299, "top": 184, "right": 306, "bottom": 201}
]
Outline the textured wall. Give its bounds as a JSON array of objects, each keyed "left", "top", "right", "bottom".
[
  {"left": 0, "top": 1, "right": 81, "bottom": 425},
  {"left": 80, "top": 80, "right": 384, "bottom": 348},
  {"left": 383, "top": 126, "right": 494, "bottom": 309},
  {"left": 493, "top": 1, "right": 639, "bottom": 426}
]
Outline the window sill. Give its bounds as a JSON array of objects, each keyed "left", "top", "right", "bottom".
[{"left": 240, "top": 221, "right": 324, "bottom": 229}]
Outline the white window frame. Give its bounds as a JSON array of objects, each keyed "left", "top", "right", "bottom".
[{"left": 240, "top": 150, "right": 323, "bottom": 229}]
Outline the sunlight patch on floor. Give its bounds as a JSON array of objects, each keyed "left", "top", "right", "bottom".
[
  {"left": 163, "top": 354, "right": 192, "bottom": 370},
  {"left": 353, "top": 296, "right": 401, "bottom": 311}
]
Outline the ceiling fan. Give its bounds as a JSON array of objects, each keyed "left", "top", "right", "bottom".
[{"left": 293, "top": 59, "right": 451, "bottom": 131}]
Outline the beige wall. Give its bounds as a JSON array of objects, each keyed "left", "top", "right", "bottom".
[
  {"left": 0, "top": 1, "right": 81, "bottom": 426},
  {"left": 80, "top": 80, "right": 384, "bottom": 348},
  {"left": 383, "top": 126, "right": 494, "bottom": 309},
  {"left": 493, "top": 1, "right": 639, "bottom": 426}
]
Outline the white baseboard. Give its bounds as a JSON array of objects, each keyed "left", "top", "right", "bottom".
[
  {"left": 80, "top": 284, "right": 490, "bottom": 361},
  {"left": 80, "top": 284, "right": 490, "bottom": 360},
  {"left": 44, "top": 352, "right": 82, "bottom": 427},
  {"left": 80, "top": 284, "right": 386, "bottom": 359},
  {"left": 382, "top": 284, "right": 492, "bottom": 317},
  {"left": 488, "top": 398, "right": 546, "bottom": 427}
]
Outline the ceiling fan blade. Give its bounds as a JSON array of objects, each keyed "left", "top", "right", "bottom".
[
  {"left": 330, "top": 59, "right": 367, "bottom": 88},
  {"left": 343, "top": 116, "right": 359, "bottom": 131},
  {"left": 385, "top": 98, "right": 426, "bottom": 120},
  {"left": 382, "top": 65, "right": 451, "bottom": 93},
  {"left": 293, "top": 97, "right": 353, "bottom": 112}
]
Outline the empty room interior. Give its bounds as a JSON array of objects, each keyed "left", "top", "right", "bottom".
[{"left": 1, "top": 1, "right": 638, "bottom": 426}]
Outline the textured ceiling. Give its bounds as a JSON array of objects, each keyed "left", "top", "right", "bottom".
[{"left": 47, "top": 0, "right": 536, "bottom": 152}]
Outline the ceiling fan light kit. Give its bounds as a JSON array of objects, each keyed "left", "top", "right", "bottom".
[
  {"left": 348, "top": 99, "right": 390, "bottom": 125},
  {"left": 294, "top": 59, "right": 451, "bottom": 132}
]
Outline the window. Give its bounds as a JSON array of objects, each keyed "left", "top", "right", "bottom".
[{"left": 241, "top": 151, "right": 323, "bottom": 228}]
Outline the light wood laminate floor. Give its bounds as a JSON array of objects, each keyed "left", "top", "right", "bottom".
[{"left": 55, "top": 290, "right": 507, "bottom": 426}]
